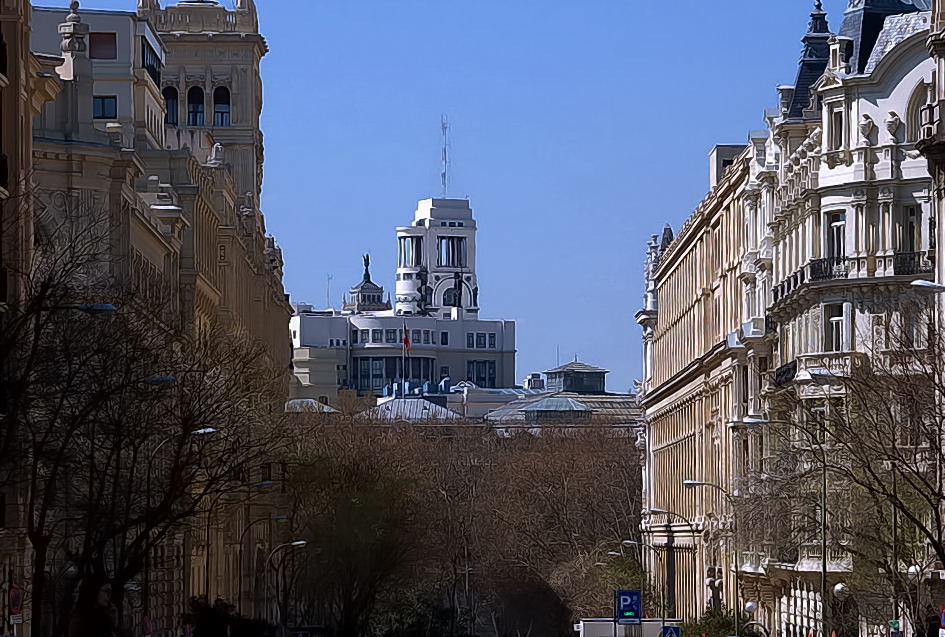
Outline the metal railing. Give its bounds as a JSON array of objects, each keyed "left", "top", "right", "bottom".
[
  {"left": 774, "top": 360, "right": 797, "bottom": 387},
  {"left": 893, "top": 251, "right": 933, "bottom": 276},
  {"left": 808, "top": 256, "right": 849, "bottom": 281}
]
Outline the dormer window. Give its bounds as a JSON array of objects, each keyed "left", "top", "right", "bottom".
[{"left": 829, "top": 107, "right": 844, "bottom": 150}]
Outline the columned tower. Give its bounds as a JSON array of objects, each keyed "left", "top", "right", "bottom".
[
  {"left": 395, "top": 198, "right": 480, "bottom": 318},
  {"left": 140, "top": 0, "right": 267, "bottom": 205}
]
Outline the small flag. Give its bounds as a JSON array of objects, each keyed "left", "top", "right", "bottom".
[{"left": 402, "top": 321, "right": 411, "bottom": 353}]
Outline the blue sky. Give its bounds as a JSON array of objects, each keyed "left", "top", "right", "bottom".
[{"left": 37, "top": 0, "right": 852, "bottom": 392}]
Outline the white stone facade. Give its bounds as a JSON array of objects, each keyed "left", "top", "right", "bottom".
[
  {"left": 639, "top": 2, "right": 937, "bottom": 634},
  {"left": 291, "top": 197, "right": 516, "bottom": 403}
]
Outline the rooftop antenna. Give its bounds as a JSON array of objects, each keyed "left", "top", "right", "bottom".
[
  {"left": 440, "top": 115, "right": 450, "bottom": 198},
  {"left": 556, "top": 344, "right": 560, "bottom": 366},
  {"left": 326, "top": 274, "right": 332, "bottom": 310}
]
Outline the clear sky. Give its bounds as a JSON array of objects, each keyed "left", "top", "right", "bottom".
[{"left": 37, "top": 0, "right": 852, "bottom": 392}]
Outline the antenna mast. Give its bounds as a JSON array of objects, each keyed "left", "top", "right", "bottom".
[
  {"left": 326, "top": 274, "right": 332, "bottom": 310},
  {"left": 441, "top": 115, "right": 449, "bottom": 198}
]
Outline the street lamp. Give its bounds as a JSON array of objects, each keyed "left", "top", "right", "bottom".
[
  {"left": 623, "top": 539, "right": 667, "bottom": 627},
  {"left": 143, "top": 426, "right": 216, "bottom": 623},
  {"left": 267, "top": 540, "right": 308, "bottom": 636},
  {"left": 909, "top": 279, "right": 945, "bottom": 292},
  {"left": 684, "top": 479, "right": 740, "bottom": 635},
  {"left": 238, "top": 514, "right": 289, "bottom": 616}
]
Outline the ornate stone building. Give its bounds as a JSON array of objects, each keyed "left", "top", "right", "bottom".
[
  {"left": 640, "top": 1, "right": 935, "bottom": 633},
  {"left": 23, "top": 1, "right": 291, "bottom": 633},
  {"left": 637, "top": 145, "right": 753, "bottom": 621}
]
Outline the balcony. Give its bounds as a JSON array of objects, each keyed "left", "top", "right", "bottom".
[
  {"left": 808, "top": 256, "right": 849, "bottom": 281},
  {"left": 795, "top": 351, "right": 869, "bottom": 382},
  {"left": 774, "top": 360, "right": 797, "bottom": 386},
  {"left": 893, "top": 251, "right": 933, "bottom": 276}
]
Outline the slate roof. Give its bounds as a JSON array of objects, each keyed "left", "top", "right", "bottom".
[
  {"left": 285, "top": 399, "right": 339, "bottom": 413},
  {"left": 839, "top": 0, "right": 930, "bottom": 74},
  {"left": 357, "top": 398, "right": 461, "bottom": 422},
  {"left": 484, "top": 392, "right": 641, "bottom": 424},
  {"left": 863, "top": 11, "right": 930, "bottom": 74},
  {"left": 786, "top": 4, "right": 831, "bottom": 119},
  {"left": 543, "top": 361, "right": 610, "bottom": 375},
  {"left": 521, "top": 397, "right": 591, "bottom": 413}
]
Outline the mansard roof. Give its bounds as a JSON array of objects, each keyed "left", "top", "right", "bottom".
[
  {"left": 863, "top": 10, "right": 930, "bottom": 74},
  {"left": 786, "top": 3, "right": 831, "bottom": 120},
  {"left": 839, "top": 0, "right": 930, "bottom": 74}
]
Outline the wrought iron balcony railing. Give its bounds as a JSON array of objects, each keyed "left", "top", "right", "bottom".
[{"left": 893, "top": 251, "right": 934, "bottom": 276}]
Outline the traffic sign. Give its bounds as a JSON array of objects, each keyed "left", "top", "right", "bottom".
[
  {"left": 663, "top": 626, "right": 681, "bottom": 637},
  {"left": 7, "top": 586, "right": 22, "bottom": 615},
  {"left": 615, "top": 590, "right": 642, "bottom": 626}
]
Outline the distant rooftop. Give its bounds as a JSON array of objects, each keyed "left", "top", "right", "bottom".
[{"left": 544, "top": 361, "right": 609, "bottom": 375}]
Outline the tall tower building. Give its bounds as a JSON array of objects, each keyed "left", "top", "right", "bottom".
[
  {"left": 395, "top": 198, "right": 480, "bottom": 318},
  {"left": 139, "top": 0, "right": 267, "bottom": 204}
]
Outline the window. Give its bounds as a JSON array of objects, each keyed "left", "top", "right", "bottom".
[
  {"left": 829, "top": 107, "right": 844, "bottom": 150},
  {"left": 423, "top": 330, "right": 431, "bottom": 344},
  {"left": 385, "top": 329, "right": 397, "bottom": 343},
  {"left": 436, "top": 236, "right": 467, "bottom": 267},
  {"left": 824, "top": 304, "right": 844, "bottom": 352},
  {"left": 93, "top": 96, "right": 117, "bottom": 119},
  {"left": 828, "top": 212, "right": 846, "bottom": 259},
  {"left": 398, "top": 236, "right": 423, "bottom": 267},
  {"left": 360, "top": 329, "right": 369, "bottom": 343},
  {"left": 412, "top": 329, "right": 421, "bottom": 344},
  {"left": 466, "top": 360, "right": 497, "bottom": 388},
  {"left": 476, "top": 333, "right": 486, "bottom": 349},
  {"left": 902, "top": 206, "right": 919, "bottom": 252},
  {"left": 466, "top": 333, "right": 474, "bottom": 348},
  {"left": 440, "top": 366, "right": 450, "bottom": 379},
  {"left": 440, "top": 331, "right": 449, "bottom": 346},
  {"left": 351, "top": 330, "right": 358, "bottom": 344},
  {"left": 163, "top": 87, "right": 179, "bottom": 125},
  {"left": 371, "top": 329, "right": 382, "bottom": 343},
  {"left": 141, "top": 39, "right": 162, "bottom": 85},
  {"left": 89, "top": 32, "right": 117, "bottom": 59},
  {"left": 488, "top": 333, "right": 496, "bottom": 348},
  {"left": 187, "top": 87, "right": 205, "bottom": 126},
  {"left": 443, "top": 287, "right": 460, "bottom": 307},
  {"left": 907, "top": 82, "right": 928, "bottom": 142},
  {"left": 213, "top": 86, "right": 231, "bottom": 127}
]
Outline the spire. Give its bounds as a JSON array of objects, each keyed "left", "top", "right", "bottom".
[
  {"left": 808, "top": 1, "right": 829, "bottom": 35},
  {"left": 784, "top": 2, "right": 832, "bottom": 119},
  {"left": 362, "top": 253, "right": 372, "bottom": 282}
]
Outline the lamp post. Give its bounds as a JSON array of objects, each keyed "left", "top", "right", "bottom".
[
  {"left": 267, "top": 540, "right": 307, "bottom": 637},
  {"left": 204, "top": 480, "right": 273, "bottom": 598},
  {"left": 624, "top": 539, "right": 666, "bottom": 626},
  {"left": 684, "top": 479, "right": 740, "bottom": 635},
  {"left": 238, "top": 514, "right": 288, "bottom": 616},
  {"left": 143, "top": 425, "right": 216, "bottom": 625},
  {"left": 648, "top": 506, "right": 698, "bottom": 619}
]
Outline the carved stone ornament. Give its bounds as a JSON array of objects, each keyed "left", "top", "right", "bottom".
[
  {"left": 885, "top": 111, "right": 901, "bottom": 142},
  {"left": 859, "top": 114, "right": 875, "bottom": 145}
]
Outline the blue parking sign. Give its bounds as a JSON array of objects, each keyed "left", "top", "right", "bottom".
[{"left": 615, "top": 590, "right": 642, "bottom": 625}]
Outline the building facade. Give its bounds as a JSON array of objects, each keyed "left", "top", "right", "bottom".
[
  {"left": 639, "top": 1, "right": 935, "bottom": 633},
  {"left": 638, "top": 144, "right": 753, "bottom": 621},
  {"left": 290, "top": 198, "right": 517, "bottom": 403},
  {"left": 23, "top": 1, "right": 291, "bottom": 634}
]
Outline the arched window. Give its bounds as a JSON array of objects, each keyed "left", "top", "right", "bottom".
[
  {"left": 442, "top": 288, "right": 459, "bottom": 307},
  {"left": 187, "top": 87, "right": 204, "bottom": 127},
  {"left": 213, "top": 86, "right": 231, "bottom": 127},
  {"left": 162, "top": 87, "right": 178, "bottom": 125},
  {"left": 907, "top": 82, "right": 928, "bottom": 143}
]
